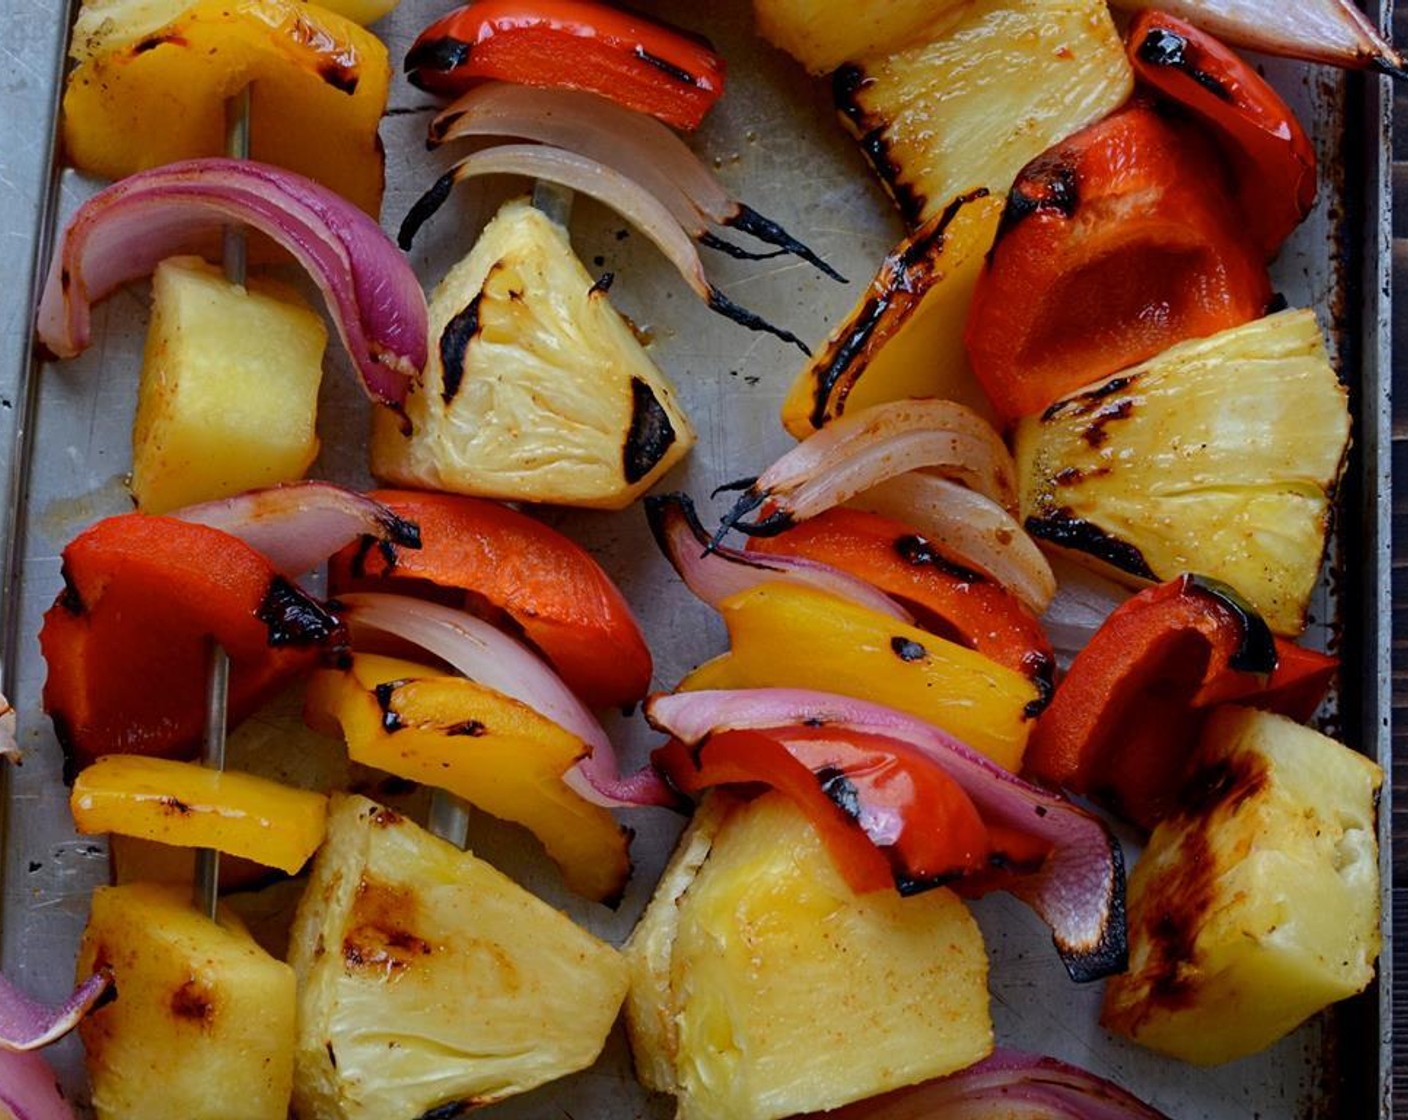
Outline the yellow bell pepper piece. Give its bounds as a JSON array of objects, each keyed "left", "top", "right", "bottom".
[
  {"left": 70, "top": 755, "right": 328, "bottom": 875},
  {"left": 63, "top": 0, "right": 389, "bottom": 216},
  {"left": 781, "top": 193, "right": 1004, "bottom": 439},
  {"left": 305, "top": 653, "right": 631, "bottom": 904},
  {"left": 678, "top": 583, "right": 1037, "bottom": 772}
]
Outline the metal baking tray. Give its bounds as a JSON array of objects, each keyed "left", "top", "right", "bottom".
[{"left": 0, "top": 0, "right": 1394, "bottom": 1116}]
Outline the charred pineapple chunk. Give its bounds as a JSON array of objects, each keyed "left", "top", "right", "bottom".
[
  {"left": 625, "top": 791, "right": 993, "bottom": 1120},
  {"left": 835, "top": 0, "right": 1132, "bottom": 226},
  {"left": 1015, "top": 310, "right": 1351, "bottom": 635},
  {"left": 372, "top": 197, "right": 694, "bottom": 509},
  {"left": 76, "top": 882, "right": 296, "bottom": 1120},
  {"left": 781, "top": 191, "right": 1003, "bottom": 437},
  {"left": 289, "top": 794, "right": 628, "bottom": 1120},
  {"left": 1103, "top": 707, "right": 1381, "bottom": 1065},
  {"left": 132, "top": 256, "right": 325, "bottom": 514},
  {"left": 753, "top": 0, "right": 968, "bottom": 74}
]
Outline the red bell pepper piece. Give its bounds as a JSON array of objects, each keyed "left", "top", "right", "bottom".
[
  {"left": 326, "top": 490, "right": 651, "bottom": 710},
  {"left": 964, "top": 103, "right": 1272, "bottom": 425},
  {"left": 655, "top": 725, "right": 1048, "bottom": 897},
  {"left": 1128, "top": 10, "right": 1316, "bottom": 259},
  {"left": 746, "top": 508, "right": 1056, "bottom": 707},
  {"left": 405, "top": 0, "right": 726, "bottom": 132},
  {"left": 40, "top": 514, "right": 345, "bottom": 777},
  {"left": 1026, "top": 574, "right": 1336, "bottom": 830}
]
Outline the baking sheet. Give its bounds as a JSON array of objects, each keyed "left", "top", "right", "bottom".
[{"left": 0, "top": 0, "right": 1393, "bottom": 1116}]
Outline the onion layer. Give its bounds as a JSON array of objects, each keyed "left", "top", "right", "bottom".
[
  {"left": 1108, "top": 0, "right": 1405, "bottom": 74},
  {"left": 36, "top": 159, "right": 428, "bottom": 412},
  {"left": 339, "top": 593, "right": 673, "bottom": 808},
  {"left": 716, "top": 400, "right": 1018, "bottom": 550},
  {"left": 173, "top": 483, "right": 422, "bottom": 579},
  {"left": 818, "top": 1049, "right": 1173, "bottom": 1119},
  {"left": 0, "top": 1049, "right": 75, "bottom": 1120},
  {"left": 398, "top": 144, "right": 810, "bottom": 353},
  {"left": 646, "top": 493, "right": 912, "bottom": 623},
  {"left": 646, "top": 688, "right": 1127, "bottom": 982},
  {"left": 1, "top": 969, "right": 112, "bottom": 1052},
  {"left": 429, "top": 83, "right": 844, "bottom": 280},
  {"left": 1040, "top": 557, "right": 1134, "bottom": 669},
  {"left": 852, "top": 473, "right": 1056, "bottom": 615}
]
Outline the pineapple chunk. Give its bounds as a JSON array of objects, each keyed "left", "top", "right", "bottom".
[
  {"left": 372, "top": 197, "right": 695, "bottom": 509},
  {"left": 781, "top": 191, "right": 1003, "bottom": 438},
  {"left": 753, "top": 0, "right": 969, "bottom": 74},
  {"left": 1103, "top": 707, "right": 1382, "bottom": 1065},
  {"left": 76, "top": 882, "right": 296, "bottom": 1120},
  {"left": 625, "top": 791, "right": 993, "bottom": 1120},
  {"left": 835, "top": 0, "right": 1132, "bottom": 226},
  {"left": 1014, "top": 310, "right": 1351, "bottom": 635},
  {"left": 131, "top": 256, "right": 324, "bottom": 514},
  {"left": 289, "top": 794, "right": 628, "bottom": 1120}
]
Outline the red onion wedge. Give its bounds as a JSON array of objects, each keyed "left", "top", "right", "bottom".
[
  {"left": 715, "top": 399, "right": 1018, "bottom": 545},
  {"left": 36, "top": 159, "right": 428, "bottom": 414},
  {"left": 398, "top": 144, "right": 810, "bottom": 354},
  {"left": 646, "top": 492, "right": 913, "bottom": 623},
  {"left": 1109, "top": 0, "right": 1405, "bottom": 75},
  {"left": 173, "top": 483, "right": 422, "bottom": 580},
  {"left": 339, "top": 593, "right": 674, "bottom": 808},
  {"left": 817, "top": 1049, "right": 1173, "bottom": 1120},
  {"left": 646, "top": 688, "right": 1127, "bottom": 982},
  {"left": 0, "top": 968, "right": 112, "bottom": 1052},
  {"left": 428, "top": 84, "right": 845, "bottom": 281},
  {"left": 852, "top": 473, "right": 1057, "bottom": 615},
  {"left": 0, "top": 1049, "right": 75, "bottom": 1120},
  {"left": 1041, "top": 557, "right": 1134, "bottom": 669}
]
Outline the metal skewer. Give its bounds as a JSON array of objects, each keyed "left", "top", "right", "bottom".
[
  {"left": 425, "top": 177, "right": 574, "bottom": 852},
  {"left": 193, "top": 87, "right": 250, "bottom": 919}
]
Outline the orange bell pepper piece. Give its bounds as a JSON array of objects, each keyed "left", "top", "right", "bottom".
[
  {"left": 655, "top": 726, "right": 1048, "bottom": 897},
  {"left": 41, "top": 514, "right": 345, "bottom": 776},
  {"left": 1128, "top": 10, "right": 1316, "bottom": 259},
  {"left": 747, "top": 507, "right": 1055, "bottom": 706},
  {"left": 964, "top": 103, "right": 1271, "bottom": 425},
  {"left": 1026, "top": 574, "right": 1335, "bottom": 830},
  {"left": 326, "top": 490, "right": 651, "bottom": 710},
  {"left": 405, "top": 0, "right": 726, "bottom": 131}
]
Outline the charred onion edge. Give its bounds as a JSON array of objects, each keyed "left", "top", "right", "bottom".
[
  {"left": 714, "top": 399, "right": 1019, "bottom": 546},
  {"left": 35, "top": 159, "right": 427, "bottom": 415},
  {"left": 646, "top": 688, "right": 1128, "bottom": 982},
  {"left": 646, "top": 492, "right": 914, "bottom": 622},
  {"left": 172, "top": 483, "right": 422, "bottom": 580},
  {"left": 397, "top": 143, "right": 810, "bottom": 353},
  {"left": 0, "top": 967, "right": 113, "bottom": 1052},
  {"left": 428, "top": 84, "right": 846, "bottom": 281}
]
